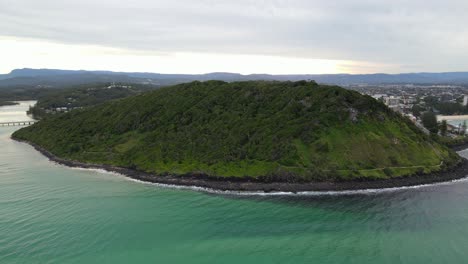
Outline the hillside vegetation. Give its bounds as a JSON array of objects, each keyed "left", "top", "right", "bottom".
[
  {"left": 13, "top": 81, "right": 460, "bottom": 181},
  {"left": 27, "top": 83, "right": 157, "bottom": 119}
]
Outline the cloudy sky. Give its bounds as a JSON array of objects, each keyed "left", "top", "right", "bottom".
[{"left": 1, "top": 0, "right": 468, "bottom": 74}]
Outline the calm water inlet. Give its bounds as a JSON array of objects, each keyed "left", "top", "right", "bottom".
[{"left": 2, "top": 102, "right": 468, "bottom": 263}]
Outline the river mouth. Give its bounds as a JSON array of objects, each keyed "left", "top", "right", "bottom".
[{"left": 0, "top": 100, "right": 36, "bottom": 122}]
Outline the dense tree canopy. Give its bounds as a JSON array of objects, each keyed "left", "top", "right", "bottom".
[
  {"left": 28, "top": 83, "right": 157, "bottom": 119},
  {"left": 13, "top": 81, "right": 459, "bottom": 181},
  {"left": 421, "top": 111, "right": 439, "bottom": 134}
]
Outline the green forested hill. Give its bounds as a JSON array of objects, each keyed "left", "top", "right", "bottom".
[{"left": 13, "top": 80, "right": 460, "bottom": 181}]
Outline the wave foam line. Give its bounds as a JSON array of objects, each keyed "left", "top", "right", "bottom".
[{"left": 58, "top": 163, "right": 468, "bottom": 196}]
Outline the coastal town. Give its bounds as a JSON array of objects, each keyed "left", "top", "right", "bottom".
[{"left": 348, "top": 84, "right": 468, "bottom": 136}]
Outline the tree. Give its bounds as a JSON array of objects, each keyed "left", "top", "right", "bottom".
[
  {"left": 439, "top": 120, "right": 448, "bottom": 136},
  {"left": 411, "top": 104, "right": 425, "bottom": 118},
  {"left": 462, "top": 121, "right": 467, "bottom": 136},
  {"left": 421, "top": 111, "right": 438, "bottom": 134}
]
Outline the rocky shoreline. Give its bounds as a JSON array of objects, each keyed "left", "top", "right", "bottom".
[
  {"left": 448, "top": 141, "right": 468, "bottom": 152},
  {"left": 14, "top": 138, "right": 468, "bottom": 193}
]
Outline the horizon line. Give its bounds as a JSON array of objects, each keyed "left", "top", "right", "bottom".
[{"left": 4, "top": 67, "right": 468, "bottom": 76}]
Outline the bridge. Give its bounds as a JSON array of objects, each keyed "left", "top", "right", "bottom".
[{"left": 0, "top": 120, "right": 36, "bottom": 127}]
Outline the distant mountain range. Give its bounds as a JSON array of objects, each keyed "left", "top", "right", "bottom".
[{"left": 1, "top": 68, "right": 468, "bottom": 88}]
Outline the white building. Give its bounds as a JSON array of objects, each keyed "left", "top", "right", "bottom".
[{"left": 385, "top": 96, "right": 400, "bottom": 107}]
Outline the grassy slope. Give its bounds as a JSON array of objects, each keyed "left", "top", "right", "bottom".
[{"left": 13, "top": 81, "right": 460, "bottom": 181}]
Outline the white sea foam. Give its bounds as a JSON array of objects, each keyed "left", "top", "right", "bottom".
[{"left": 61, "top": 162, "right": 468, "bottom": 196}]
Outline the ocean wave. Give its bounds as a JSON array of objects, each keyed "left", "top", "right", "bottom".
[{"left": 62, "top": 163, "right": 468, "bottom": 196}]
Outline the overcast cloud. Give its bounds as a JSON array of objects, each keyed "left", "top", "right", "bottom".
[{"left": 1, "top": 0, "right": 468, "bottom": 73}]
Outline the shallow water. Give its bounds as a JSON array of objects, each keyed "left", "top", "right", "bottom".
[{"left": 2, "top": 102, "right": 468, "bottom": 263}]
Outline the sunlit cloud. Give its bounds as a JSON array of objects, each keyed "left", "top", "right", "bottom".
[
  {"left": 2, "top": 0, "right": 468, "bottom": 73},
  {"left": 0, "top": 37, "right": 372, "bottom": 75}
]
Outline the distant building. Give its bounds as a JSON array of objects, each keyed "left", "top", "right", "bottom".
[
  {"left": 405, "top": 114, "right": 417, "bottom": 122},
  {"left": 447, "top": 124, "right": 457, "bottom": 133},
  {"left": 372, "top": 94, "right": 387, "bottom": 100},
  {"left": 388, "top": 105, "right": 403, "bottom": 113},
  {"left": 440, "top": 93, "right": 454, "bottom": 102},
  {"left": 402, "top": 96, "right": 416, "bottom": 105},
  {"left": 107, "top": 82, "right": 131, "bottom": 89},
  {"left": 385, "top": 96, "right": 400, "bottom": 107},
  {"left": 463, "top": 95, "right": 468, "bottom": 106}
]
